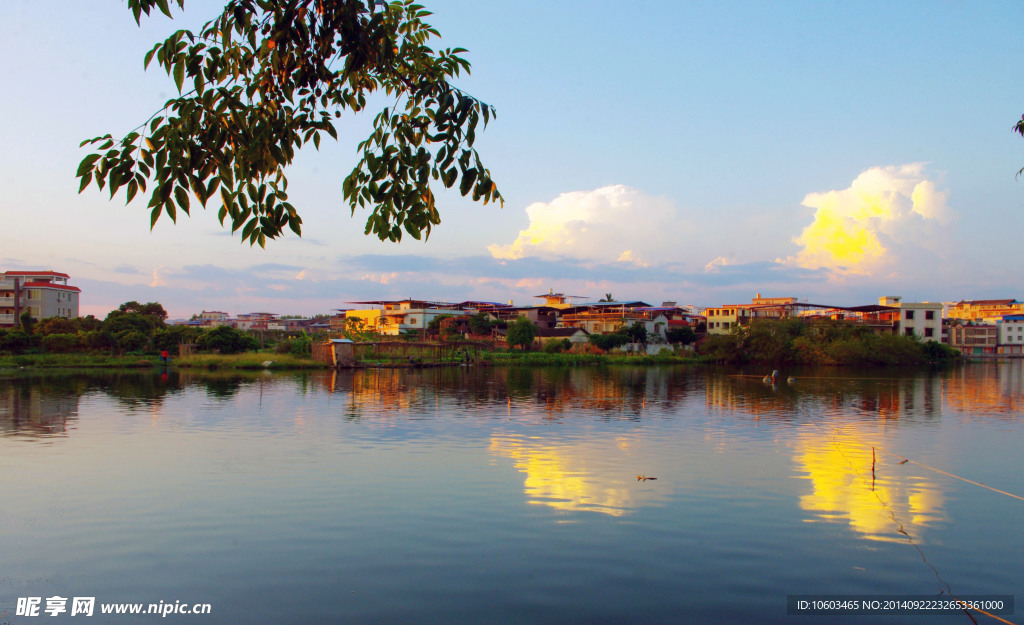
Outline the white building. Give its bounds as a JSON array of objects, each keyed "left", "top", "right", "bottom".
[
  {"left": 1, "top": 270, "right": 80, "bottom": 328},
  {"left": 880, "top": 296, "right": 943, "bottom": 342},
  {"left": 991, "top": 315, "right": 1024, "bottom": 355}
]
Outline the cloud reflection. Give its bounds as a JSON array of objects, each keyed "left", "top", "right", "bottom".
[
  {"left": 793, "top": 430, "right": 944, "bottom": 542},
  {"left": 490, "top": 433, "right": 670, "bottom": 517}
]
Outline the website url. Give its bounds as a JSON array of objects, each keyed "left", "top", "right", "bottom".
[
  {"left": 101, "top": 602, "right": 212, "bottom": 617},
  {"left": 16, "top": 597, "right": 211, "bottom": 618}
]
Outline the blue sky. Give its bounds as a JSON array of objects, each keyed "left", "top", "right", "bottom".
[{"left": 2, "top": 0, "right": 1023, "bottom": 318}]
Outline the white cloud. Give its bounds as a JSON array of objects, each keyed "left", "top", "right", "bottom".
[
  {"left": 781, "top": 164, "right": 953, "bottom": 276},
  {"left": 487, "top": 185, "right": 685, "bottom": 264}
]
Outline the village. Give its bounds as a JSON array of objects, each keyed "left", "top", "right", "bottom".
[{"left": 3, "top": 270, "right": 1022, "bottom": 360}]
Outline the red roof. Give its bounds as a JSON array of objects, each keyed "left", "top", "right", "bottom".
[
  {"left": 22, "top": 281, "right": 81, "bottom": 292},
  {"left": 4, "top": 271, "right": 71, "bottom": 279}
]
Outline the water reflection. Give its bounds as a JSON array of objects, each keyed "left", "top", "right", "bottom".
[
  {"left": 944, "top": 360, "right": 1024, "bottom": 418},
  {"left": 703, "top": 369, "right": 945, "bottom": 422},
  {"left": 0, "top": 382, "right": 80, "bottom": 437},
  {"left": 490, "top": 433, "right": 672, "bottom": 516},
  {"left": 793, "top": 428, "right": 944, "bottom": 542}
]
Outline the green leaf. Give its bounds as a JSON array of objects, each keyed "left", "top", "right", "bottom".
[
  {"left": 126, "top": 179, "right": 139, "bottom": 204},
  {"left": 78, "top": 172, "right": 93, "bottom": 194},
  {"left": 174, "top": 186, "right": 191, "bottom": 214},
  {"left": 459, "top": 169, "right": 477, "bottom": 196},
  {"left": 174, "top": 61, "right": 185, "bottom": 93},
  {"left": 77, "top": 154, "right": 101, "bottom": 177}
]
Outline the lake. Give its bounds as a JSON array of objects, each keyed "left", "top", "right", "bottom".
[{"left": 2, "top": 364, "right": 1022, "bottom": 624}]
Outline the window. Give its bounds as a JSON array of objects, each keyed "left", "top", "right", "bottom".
[
  {"left": 410, "top": 318, "right": 417, "bottom": 325},
  {"left": 905, "top": 328, "right": 915, "bottom": 336},
  {"left": 925, "top": 310, "right": 934, "bottom": 320},
  {"left": 905, "top": 310, "right": 915, "bottom": 320},
  {"left": 924, "top": 328, "right": 934, "bottom": 338}
]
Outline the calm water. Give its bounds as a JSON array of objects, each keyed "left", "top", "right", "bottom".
[{"left": 1, "top": 364, "right": 1022, "bottom": 624}]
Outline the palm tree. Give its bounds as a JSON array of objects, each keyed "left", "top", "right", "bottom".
[{"left": 600, "top": 293, "right": 614, "bottom": 302}]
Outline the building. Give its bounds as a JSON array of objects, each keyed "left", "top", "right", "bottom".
[
  {"left": 196, "top": 311, "right": 230, "bottom": 327},
  {"left": 235, "top": 312, "right": 279, "bottom": 330},
  {"left": 884, "top": 297, "right": 943, "bottom": 341},
  {"left": 948, "top": 299, "right": 1024, "bottom": 321},
  {"left": 345, "top": 300, "right": 468, "bottom": 336},
  {"left": 946, "top": 321, "right": 998, "bottom": 356},
  {"left": 993, "top": 315, "right": 1024, "bottom": 355},
  {"left": 1, "top": 270, "right": 80, "bottom": 328},
  {"left": 703, "top": 305, "right": 752, "bottom": 335}
]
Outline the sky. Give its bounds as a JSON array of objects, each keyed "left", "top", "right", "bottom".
[{"left": 2, "top": 0, "right": 1023, "bottom": 319}]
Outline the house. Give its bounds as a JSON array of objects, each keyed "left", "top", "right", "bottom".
[
  {"left": 945, "top": 321, "right": 998, "bottom": 356},
  {"left": 703, "top": 305, "right": 752, "bottom": 335},
  {"left": 882, "top": 296, "right": 943, "bottom": 341},
  {"left": 236, "top": 312, "right": 279, "bottom": 330},
  {"left": 345, "top": 299, "right": 467, "bottom": 335},
  {"left": 533, "top": 327, "right": 590, "bottom": 349},
  {"left": 0, "top": 270, "right": 80, "bottom": 328},
  {"left": 197, "top": 311, "right": 230, "bottom": 327},
  {"left": 948, "top": 299, "right": 1024, "bottom": 321},
  {"left": 558, "top": 301, "right": 664, "bottom": 338},
  {"left": 992, "top": 315, "right": 1024, "bottom": 355}
]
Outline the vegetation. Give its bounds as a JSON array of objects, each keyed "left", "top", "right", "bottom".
[
  {"left": 174, "top": 352, "right": 324, "bottom": 370},
  {"left": 77, "top": 0, "right": 501, "bottom": 246},
  {"left": 505, "top": 316, "right": 536, "bottom": 350},
  {"left": 697, "top": 318, "right": 961, "bottom": 366}
]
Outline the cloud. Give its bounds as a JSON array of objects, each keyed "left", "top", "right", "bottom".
[
  {"left": 782, "top": 164, "right": 952, "bottom": 276},
  {"left": 487, "top": 185, "right": 684, "bottom": 263}
]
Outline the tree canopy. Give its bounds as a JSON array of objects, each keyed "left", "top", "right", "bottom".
[
  {"left": 1017, "top": 115, "right": 1024, "bottom": 177},
  {"left": 78, "top": 0, "right": 502, "bottom": 247}
]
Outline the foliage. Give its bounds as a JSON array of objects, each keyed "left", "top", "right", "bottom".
[
  {"left": 588, "top": 331, "right": 629, "bottom": 352},
  {"left": 695, "top": 318, "right": 959, "bottom": 366},
  {"left": 339, "top": 316, "right": 377, "bottom": 341},
  {"left": 274, "top": 333, "right": 312, "bottom": 356},
  {"left": 152, "top": 325, "right": 203, "bottom": 351},
  {"left": 1016, "top": 114, "right": 1024, "bottom": 177},
  {"left": 427, "top": 314, "right": 454, "bottom": 333},
  {"left": 19, "top": 312, "right": 37, "bottom": 334},
  {"left": 623, "top": 322, "right": 647, "bottom": 345},
  {"left": 115, "top": 329, "right": 150, "bottom": 353},
  {"left": 468, "top": 312, "right": 494, "bottom": 335},
  {"left": 119, "top": 301, "right": 169, "bottom": 320},
  {"left": 41, "top": 333, "right": 83, "bottom": 353},
  {"left": 542, "top": 338, "right": 571, "bottom": 353},
  {"left": 197, "top": 324, "right": 259, "bottom": 354},
  {"left": 78, "top": 0, "right": 501, "bottom": 247},
  {"left": 0, "top": 329, "right": 34, "bottom": 354},
  {"left": 665, "top": 326, "right": 696, "bottom": 345},
  {"left": 505, "top": 316, "right": 536, "bottom": 350}
]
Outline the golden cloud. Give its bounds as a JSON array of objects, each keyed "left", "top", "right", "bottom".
[{"left": 783, "top": 164, "right": 951, "bottom": 275}]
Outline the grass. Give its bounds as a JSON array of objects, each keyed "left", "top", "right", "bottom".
[
  {"left": 0, "top": 353, "right": 162, "bottom": 368},
  {"left": 174, "top": 352, "right": 327, "bottom": 370}
]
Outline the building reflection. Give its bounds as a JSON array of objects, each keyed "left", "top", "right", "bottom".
[
  {"left": 0, "top": 384, "right": 80, "bottom": 437},
  {"left": 703, "top": 372, "right": 943, "bottom": 422},
  {"left": 489, "top": 433, "right": 672, "bottom": 516},
  {"left": 943, "top": 360, "right": 1024, "bottom": 417},
  {"left": 318, "top": 366, "right": 703, "bottom": 421}
]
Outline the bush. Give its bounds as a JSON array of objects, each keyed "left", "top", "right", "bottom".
[
  {"left": 275, "top": 334, "right": 312, "bottom": 356},
  {"left": 197, "top": 325, "right": 259, "bottom": 354},
  {"left": 41, "top": 333, "right": 82, "bottom": 353},
  {"left": 0, "top": 329, "right": 34, "bottom": 354},
  {"left": 542, "top": 339, "right": 570, "bottom": 353},
  {"left": 588, "top": 332, "right": 629, "bottom": 352}
]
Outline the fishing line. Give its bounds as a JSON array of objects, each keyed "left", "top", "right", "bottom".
[{"left": 817, "top": 424, "right": 1019, "bottom": 625}]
